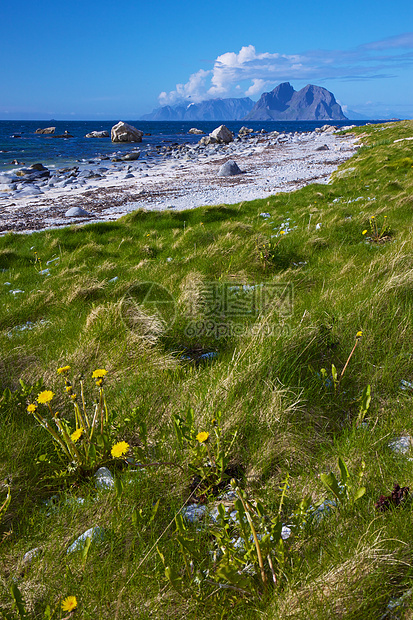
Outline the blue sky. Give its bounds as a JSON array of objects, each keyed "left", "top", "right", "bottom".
[{"left": 1, "top": 0, "right": 412, "bottom": 120}]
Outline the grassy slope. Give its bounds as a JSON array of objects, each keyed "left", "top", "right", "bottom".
[{"left": 0, "top": 120, "right": 412, "bottom": 619}]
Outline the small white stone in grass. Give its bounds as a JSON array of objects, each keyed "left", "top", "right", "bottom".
[
  {"left": 388, "top": 436, "right": 412, "bottom": 454},
  {"left": 66, "top": 526, "right": 105, "bottom": 554},
  {"left": 311, "top": 499, "right": 336, "bottom": 523},
  {"left": 281, "top": 526, "right": 292, "bottom": 540},
  {"left": 94, "top": 467, "right": 115, "bottom": 489},
  {"left": 108, "top": 276, "right": 118, "bottom": 283},
  {"left": 259, "top": 212, "right": 271, "bottom": 218},
  {"left": 10, "top": 289, "right": 24, "bottom": 294},
  {"left": 315, "top": 223, "right": 322, "bottom": 230},
  {"left": 181, "top": 504, "right": 207, "bottom": 523},
  {"left": 22, "top": 547, "right": 42, "bottom": 565}
]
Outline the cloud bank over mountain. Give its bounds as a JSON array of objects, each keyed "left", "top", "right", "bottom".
[{"left": 159, "top": 34, "right": 413, "bottom": 106}]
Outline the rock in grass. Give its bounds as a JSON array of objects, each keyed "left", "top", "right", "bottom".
[
  {"left": 66, "top": 526, "right": 105, "bottom": 554},
  {"left": 218, "top": 160, "right": 242, "bottom": 177},
  {"left": 94, "top": 467, "right": 115, "bottom": 489},
  {"left": 64, "top": 206, "right": 91, "bottom": 218},
  {"left": 388, "top": 436, "right": 412, "bottom": 454},
  {"left": 22, "top": 547, "right": 42, "bottom": 565},
  {"left": 182, "top": 504, "right": 207, "bottom": 523}
]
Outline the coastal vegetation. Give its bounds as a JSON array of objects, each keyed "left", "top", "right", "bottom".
[{"left": 0, "top": 120, "right": 413, "bottom": 619}]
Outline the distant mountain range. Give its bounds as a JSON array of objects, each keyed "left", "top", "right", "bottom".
[
  {"left": 141, "top": 97, "right": 254, "bottom": 121},
  {"left": 142, "top": 83, "right": 349, "bottom": 122}
]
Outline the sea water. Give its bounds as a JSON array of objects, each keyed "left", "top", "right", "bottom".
[{"left": 0, "top": 119, "right": 371, "bottom": 172}]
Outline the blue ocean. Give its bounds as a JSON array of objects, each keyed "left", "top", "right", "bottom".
[{"left": 0, "top": 119, "right": 371, "bottom": 172}]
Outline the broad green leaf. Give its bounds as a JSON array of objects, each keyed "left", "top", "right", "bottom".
[
  {"left": 353, "top": 486, "right": 366, "bottom": 502},
  {"left": 320, "top": 472, "right": 343, "bottom": 501},
  {"left": 82, "top": 536, "right": 92, "bottom": 568},
  {"left": 114, "top": 477, "right": 124, "bottom": 499},
  {"left": 338, "top": 457, "right": 349, "bottom": 485},
  {"left": 10, "top": 584, "right": 27, "bottom": 619},
  {"left": 165, "top": 566, "right": 184, "bottom": 593},
  {"left": 361, "top": 384, "right": 371, "bottom": 412},
  {"left": 215, "top": 563, "right": 251, "bottom": 591},
  {"left": 175, "top": 513, "right": 186, "bottom": 534}
]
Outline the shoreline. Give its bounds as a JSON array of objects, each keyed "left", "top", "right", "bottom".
[{"left": 0, "top": 126, "right": 362, "bottom": 235}]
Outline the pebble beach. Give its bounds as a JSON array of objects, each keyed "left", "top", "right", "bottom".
[{"left": 0, "top": 125, "right": 362, "bottom": 235}]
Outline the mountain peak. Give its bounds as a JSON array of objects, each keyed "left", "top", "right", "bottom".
[{"left": 245, "top": 83, "right": 347, "bottom": 121}]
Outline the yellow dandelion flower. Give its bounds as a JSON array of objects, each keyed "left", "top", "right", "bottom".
[
  {"left": 92, "top": 369, "right": 107, "bottom": 379},
  {"left": 356, "top": 331, "right": 363, "bottom": 339},
  {"left": 27, "top": 403, "right": 37, "bottom": 413},
  {"left": 111, "top": 441, "right": 130, "bottom": 458},
  {"left": 70, "top": 394, "right": 77, "bottom": 400},
  {"left": 37, "top": 390, "right": 54, "bottom": 404},
  {"left": 65, "top": 386, "right": 72, "bottom": 393},
  {"left": 370, "top": 215, "right": 375, "bottom": 219},
  {"left": 61, "top": 596, "right": 77, "bottom": 612},
  {"left": 196, "top": 431, "right": 209, "bottom": 443},
  {"left": 57, "top": 365, "right": 71, "bottom": 374},
  {"left": 71, "top": 428, "right": 84, "bottom": 442},
  {"left": 362, "top": 230, "right": 367, "bottom": 235},
  {"left": 280, "top": 230, "right": 286, "bottom": 235}
]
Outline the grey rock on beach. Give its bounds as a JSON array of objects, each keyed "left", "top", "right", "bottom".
[
  {"left": 65, "top": 206, "right": 91, "bottom": 218},
  {"left": 121, "top": 152, "right": 140, "bottom": 161},
  {"left": 218, "top": 160, "right": 242, "bottom": 177},
  {"left": 111, "top": 121, "right": 143, "bottom": 143}
]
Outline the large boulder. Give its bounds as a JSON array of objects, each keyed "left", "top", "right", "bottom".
[
  {"left": 35, "top": 127, "right": 55, "bottom": 134},
  {"left": 210, "top": 125, "right": 233, "bottom": 143},
  {"left": 218, "top": 160, "right": 242, "bottom": 177},
  {"left": 111, "top": 121, "right": 143, "bottom": 143},
  {"left": 85, "top": 131, "right": 110, "bottom": 138},
  {"left": 188, "top": 128, "right": 204, "bottom": 135}
]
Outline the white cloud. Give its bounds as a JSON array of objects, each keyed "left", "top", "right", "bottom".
[
  {"left": 159, "top": 69, "right": 211, "bottom": 105},
  {"left": 158, "top": 34, "right": 413, "bottom": 105},
  {"left": 245, "top": 78, "right": 270, "bottom": 97}
]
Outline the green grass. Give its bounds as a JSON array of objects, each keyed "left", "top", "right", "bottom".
[{"left": 1, "top": 120, "right": 413, "bottom": 619}]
